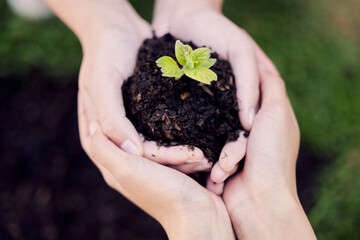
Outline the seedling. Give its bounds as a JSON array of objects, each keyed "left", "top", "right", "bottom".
[{"left": 156, "top": 40, "right": 217, "bottom": 85}]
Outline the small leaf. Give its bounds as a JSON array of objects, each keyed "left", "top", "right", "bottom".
[
  {"left": 175, "top": 40, "right": 193, "bottom": 66},
  {"left": 175, "top": 40, "right": 186, "bottom": 66},
  {"left": 185, "top": 52, "right": 194, "bottom": 69},
  {"left": 185, "top": 44, "right": 193, "bottom": 54},
  {"left": 184, "top": 67, "right": 218, "bottom": 85},
  {"left": 156, "top": 56, "right": 183, "bottom": 80},
  {"left": 191, "top": 48, "right": 211, "bottom": 66},
  {"left": 199, "top": 58, "right": 216, "bottom": 68}
]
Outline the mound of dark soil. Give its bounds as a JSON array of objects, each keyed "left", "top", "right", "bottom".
[{"left": 122, "top": 34, "right": 243, "bottom": 162}]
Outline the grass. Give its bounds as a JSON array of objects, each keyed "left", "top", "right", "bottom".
[{"left": 1, "top": 0, "right": 359, "bottom": 238}]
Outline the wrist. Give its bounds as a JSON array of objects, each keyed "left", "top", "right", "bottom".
[
  {"left": 153, "top": 0, "right": 223, "bottom": 31},
  {"left": 228, "top": 186, "right": 315, "bottom": 240},
  {"left": 77, "top": 1, "right": 141, "bottom": 50},
  {"left": 45, "top": 0, "right": 145, "bottom": 51},
  {"left": 161, "top": 198, "right": 234, "bottom": 240}
]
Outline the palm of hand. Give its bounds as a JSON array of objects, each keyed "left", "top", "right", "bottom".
[{"left": 223, "top": 79, "right": 300, "bottom": 213}]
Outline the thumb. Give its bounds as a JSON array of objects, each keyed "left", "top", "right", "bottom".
[
  {"left": 88, "top": 122, "right": 196, "bottom": 221},
  {"left": 88, "top": 81, "right": 144, "bottom": 156},
  {"left": 99, "top": 112, "right": 143, "bottom": 156}
]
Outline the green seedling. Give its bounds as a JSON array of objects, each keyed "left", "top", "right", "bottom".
[{"left": 156, "top": 40, "right": 217, "bottom": 85}]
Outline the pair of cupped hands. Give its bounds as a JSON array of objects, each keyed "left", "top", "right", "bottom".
[{"left": 76, "top": 1, "right": 306, "bottom": 239}]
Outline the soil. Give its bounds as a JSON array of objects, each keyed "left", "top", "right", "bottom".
[{"left": 122, "top": 34, "right": 243, "bottom": 162}]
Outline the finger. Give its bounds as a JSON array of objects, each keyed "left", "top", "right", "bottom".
[
  {"left": 228, "top": 31, "right": 259, "bottom": 131},
  {"left": 252, "top": 40, "right": 280, "bottom": 76},
  {"left": 210, "top": 161, "right": 231, "bottom": 184},
  {"left": 229, "top": 164, "right": 239, "bottom": 176},
  {"left": 171, "top": 158, "right": 213, "bottom": 174},
  {"left": 218, "top": 131, "right": 247, "bottom": 172},
  {"left": 96, "top": 90, "right": 144, "bottom": 156},
  {"left": 143, "top": 141, "right": 204, "bottom": 165},
  {"left": 82, "top": 65, "right": 143, "bottom": 156},
  {"left": 259, "top": 69, "right": 287, "bottom": 108},
  {"left": 152, "top": 0, "right": 173, "bottom": 38},
  {"left": 206, "top": 176, "right": 224, "bottom": 196},
  {"left": 89, "top": 122, "right": 189, "bottom": 187}
]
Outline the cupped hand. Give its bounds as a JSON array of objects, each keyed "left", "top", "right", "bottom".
[
  {"left": 221, "top": 55, "right": 316, "bottom": 239},
  {"left": 78, "top": 2, "right": 210, "bottom": 174},
  {"left": 78, "top": 98, "right": 235, "bottom": 240},
  {"left": 153, "top": 0, "right": 261, "bottom": 185},
  {"left": 223, "top": 56, "right": 300, "bottom": 211}
]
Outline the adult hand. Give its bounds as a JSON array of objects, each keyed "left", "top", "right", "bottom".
[
  {"left": 78, "top": 97, "right": 235, "bottom": 240},
  {"left": 222, "top": 54, "right": 317, "bottom": 239},
  {"left": 44, "top": 0, "right": 211, "bottom": 173},
  {"left": 153, "top": 0, "right": 260, "bottom": 184}
]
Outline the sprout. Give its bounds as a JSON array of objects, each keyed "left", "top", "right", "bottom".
[{"left": 156, "top": 40, "right": 218, "bottom": 85}]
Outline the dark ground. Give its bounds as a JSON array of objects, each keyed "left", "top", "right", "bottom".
[{"left": 0, "top": 71, "right": 321, "bottom": 240}]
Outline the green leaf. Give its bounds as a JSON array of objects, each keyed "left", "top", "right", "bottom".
[
  {"left": 185, "top": 52, "right": 194, "bottom": 69},
  {"left": 156, "top": 56, "right": 183, "bottom": 80},
  {"left": 199, "top": 58, "right": 217, "bottom": 68},
  {"left": 175, "top": 40, "right": 186, "bottom": 66},
  {"left": 175, "top": 40, "right": 193, "bottom": 66},
  {"left": 191, "top": 48, "right": 211, "bottom": 66},
  {"left": 185, "top": 44, "right": 193, "bottom": 54},
  {"left": 184, "top": 67, "right": 218, "bottom": 85}
]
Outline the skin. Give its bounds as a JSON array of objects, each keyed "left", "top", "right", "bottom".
[
  {"left": 222, "top": 49, "right": 317, "bottom": 239},
  {"left": 43, "top": 0, "right": 212, "bottom": 173}
]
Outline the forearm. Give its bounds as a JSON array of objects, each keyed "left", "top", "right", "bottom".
[
  {"left": 229, "top": 189, "right": 316, "bottom": 240},
  {"left": 43, "top": 0, "right": 140, "bottom": 47}
]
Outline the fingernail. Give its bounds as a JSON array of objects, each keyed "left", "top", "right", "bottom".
[
  {"left": 89, "top": 122, "right": 99, "bottom": 136},
  {"left": 120, "top": 139, "right": 140, "bottom": 156},
  {"left": 185, "top": 157, "right": 201, "bottom": 163},
  {"left": 201, "top": 157, "right": 213, "bottom": 167},
  {"left": 193, "top": 163, "right": 211, "bottom": 172},
  {"left": 217, "top": 172, "right": 230, "bottom": 183},
  {"left": 220, "top": 154, "right": 229, "bottom": 171},
  {"left": 248, "top": 108, "right": 255, "bottom": 125}
]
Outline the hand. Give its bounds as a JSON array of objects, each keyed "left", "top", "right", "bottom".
[
  {"left": 78, "top": 22, "right": 211, "bottom": 174},
  {"left": 222, "top": 55, "right": 316, "bottom": 239},
  {"left": 78, "top": 99, "right": 235, "bottom": 240},
  {"left": 43, "top": 0, "right": 212, "bottom": 173},
  {"left": 153, "top": 0, "right": 260, "bottom": 185}
]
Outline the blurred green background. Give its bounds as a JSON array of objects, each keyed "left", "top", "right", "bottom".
[{"left": 1, "top": 0, "right": 359, "bottom": 239}]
